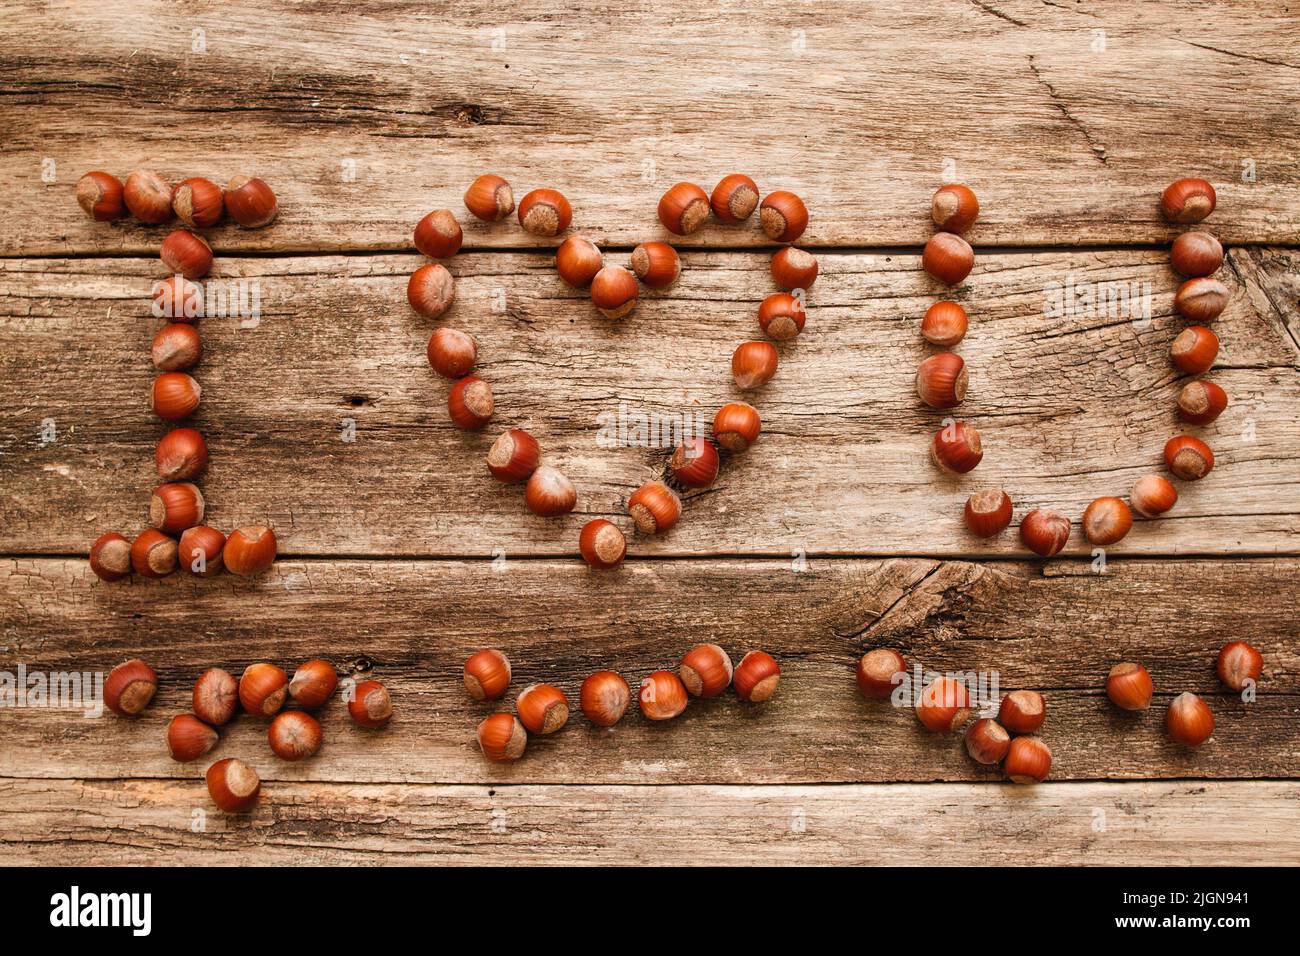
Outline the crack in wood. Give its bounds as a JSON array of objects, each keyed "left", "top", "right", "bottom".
[
  {"left": 1027, "top": 55, "right": 1108, "bottom": 166},
  {"left": 968, "top": 0, "right": 1029, "bottom": 27},
  {"left": 1229, "top": 249, "right": 1300, "bottom": 358},
  {"left": 1177, "top": 38, "right": 1300, "bottom": 72}
]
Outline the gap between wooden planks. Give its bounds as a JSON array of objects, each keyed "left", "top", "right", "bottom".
[
  {"left": 1, "top": 557, "right": 1295, "bottom": 784},
  {"left": 3, "top": 778, "right": 1297, "bottom": 866},
  {"left": 2, "top": 1, "right": 1299, "bottom": 253},
  {"left": 1, "top": 248, "right": 1297, "bottom": 558}
]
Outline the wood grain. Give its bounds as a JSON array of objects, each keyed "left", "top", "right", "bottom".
[
  {"left": 2, "top": 1, "right": 1299, "bottom": 254},
  {"left": 4, "top": 778, "right": 1297, "bottom": 866},
  {"left": 2, "top": 248, "right": 1297, "bottom": 557},
  {"left": 2, "top": 557, "right": 1295, "bottom": 784},
  {"left": 3, "top": 0, "right": 1299, "bottom": 868}
]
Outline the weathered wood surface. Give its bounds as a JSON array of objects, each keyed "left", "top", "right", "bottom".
[
  {"left": 2, "top": 248, "right": 1297, "bottom": 557},
  {"left": 2, "top": 558, "right": 1295, "bottom": 784},
  {"left": 4, "top": 778, "right": 1297, "bottom": 866},
  {"left": 3, "top": 1, "right": 1300, "bottom": 255},
  {"left": 3, "top": 0, "right": 1300, "bottom": 868}
]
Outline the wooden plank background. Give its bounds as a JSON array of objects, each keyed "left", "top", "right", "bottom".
[
  {"left": 1, "top": 0, "right": 1298, "bottom": 865},
  {"left": 3, "top": 0, "right": 1300, "bottom": 253},
  {"left": 6, "top": 779, "right": 1297, "bottom": 866}
]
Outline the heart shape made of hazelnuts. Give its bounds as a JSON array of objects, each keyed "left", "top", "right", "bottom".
[{"left": 405, "top": 174, "right": 818, "bottom": 568}]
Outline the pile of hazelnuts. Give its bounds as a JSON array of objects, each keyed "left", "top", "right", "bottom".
[
  {"left": 464, "top": 644, "right": 781, "bottom": 763},
  {"left": 407, "top": 173, "right": 815, "bottom": 568},
  {"left": 102, "top": 657, "right": 392, "bottom": 813},
  {"left": 857, "top": 649, "right": 1053, "bottom": 783},
  {"left": 855, "top": 638, "right": 1264, "bottom": 782},
  {"left": 76, "top": 169, "right": 279, "bottom": 582},
  {"left": 916, "top": 178, "right": 1231, "bottom": 555}
]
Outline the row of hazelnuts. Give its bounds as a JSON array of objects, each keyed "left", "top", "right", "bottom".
[
  {"left": 856, "top": 638, "right": 1265, "bottom": 781},
  {"left": 464, "top": 644, "right": 781, "bottom": 762},
  {"left": 76, "top": 169, "right": 278, "bottom": 230},
  {"left": 102, "top": 657, "right": 391, "bottom": 813},
  {"left": 90, "top": 523, "right": 276, "bottom": 580},
  {"left": 917, "top": 179, "right": 1231, "bottom": 556},
  {"left": 77, "top": 170, "right": 281, "bottom": 583},
  {"left": 411, "top": 174, "right": 816, "bottom": 566}
]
